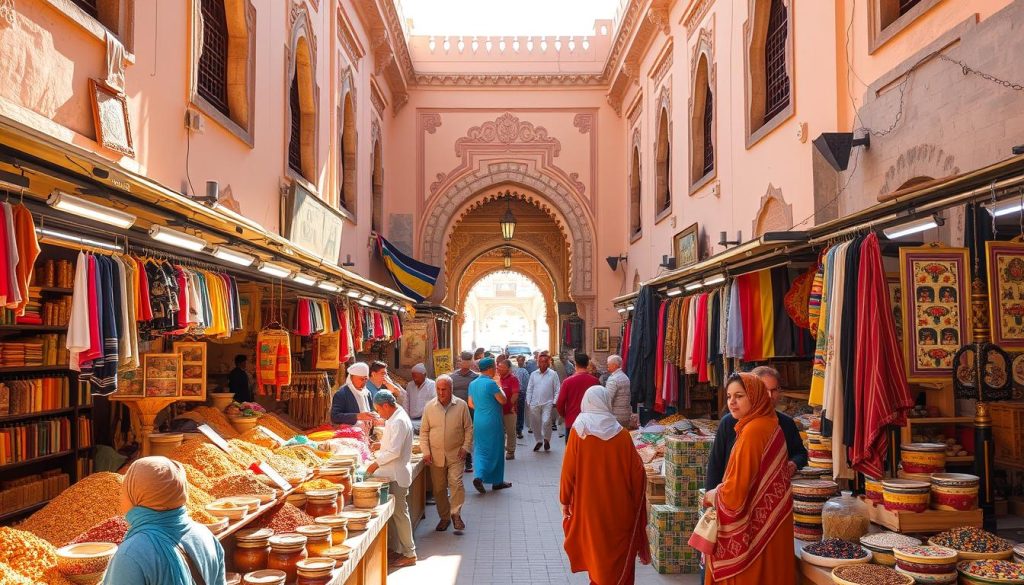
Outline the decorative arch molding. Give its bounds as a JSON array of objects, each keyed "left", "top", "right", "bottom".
[
  {"left": 429, "top": 113, "right": 587, "bottom": 198},
  {"left": 338, "top": 67, "right": 357, "bottom": 215},
  {"left": 446, "top": 237, "right": 569, "bottom": 310},
  {"left": 752, "top": 183, "right": 794, "bottom": 236},
  {"left": 877, "top": 144, "right": 960, "bottom": 201},
  {"left": 286, "top": 2, "right": 319, "bottom": 185},
  {"left": 421, "top": 163, "right": 596, "bottom": 296},
  {"left": 689, "top": 26, "right": 717, "bottom": 190}
]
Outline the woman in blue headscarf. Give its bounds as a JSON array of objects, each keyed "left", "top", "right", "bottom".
[
  {"left": 468, "top": 358, "right": 512, "bottom": 492},
  {"left": 103, "top": 456, "right": 226, "bottom": 585}
]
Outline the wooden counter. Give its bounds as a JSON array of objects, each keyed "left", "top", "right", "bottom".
[
  {"left": 328, "top": 498, "right": 395, "bottom": 585},
  {"left": 794, "top": 539, "right": 833, "bottom": 585},
  {"left": 408, "top": 458, "right": 426, "bottom": 530}
]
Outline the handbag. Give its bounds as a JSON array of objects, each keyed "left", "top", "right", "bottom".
[{"left": 687, "top": 506, "right": 719, "bottom": 555}]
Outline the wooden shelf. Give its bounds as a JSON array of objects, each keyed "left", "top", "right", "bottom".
[
  {"left": 862, "top": 495, "right": 982, "bottom": 533},
  {"left": 35, "top": 287, "right": 73, "bottom": 295},
  {"left": 0, "top": 407, "right": 74, "bottom": 423},
  {"left": 947, "top": 455, "right": 975, "bottom": 463},
  {"left": 0, "top": 449, "right": 74, "bottom": 472},
  {"left": 0, "top": 366, "right": 71, "bottom": 374},
  {"left": 0, "top": 325, "right": 68, "bottom": 332},
  {"left": 0, "top": 500, "right": 51, "bottom": 523},
  {"left": 906, "top": 416, "right": 973, "bottom": 424}
]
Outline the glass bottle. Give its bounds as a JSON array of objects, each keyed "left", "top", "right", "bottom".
[{"left": 821, "top": 490, "right": 870, "bottom": 541}]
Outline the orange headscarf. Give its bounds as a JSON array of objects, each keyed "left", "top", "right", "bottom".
[{"left": 732, "top": 372, "right": 775, "bottom": 433}]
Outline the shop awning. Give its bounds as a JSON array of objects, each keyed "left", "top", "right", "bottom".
[{"left": 0, "top": 118, "right": 414, "bottom": 305}]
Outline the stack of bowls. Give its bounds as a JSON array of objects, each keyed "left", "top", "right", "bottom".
[
  {"left": 892, "top": 545, "right": 959, "bottom": 585},
  {"left": 791, "top": 479, "right": 838, "bottom": 541},
  {"left": 859, "top": 532, "right": 922, "bottom": 567},
  {"left": 350, "top": 482, "right": 381, "bottom": 509},
  {"left": 929, "top": 473, "right": 979, "bottom": 511},
  {"left": 806, "top": 430, "right": 833, "bottom": 472},
  {"left": 882, "top": 479, "right": 931, "bottom": 513},
  {"left": 864, "top": 477, "right": 884, "bottom": 505},
  {"left": 55, "top": 543, "right": 119, "bottom": 585},
  {"left": 901, "top": 443, "right": 947, "bottom": 474}
]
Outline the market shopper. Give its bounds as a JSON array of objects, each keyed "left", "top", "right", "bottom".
[
  {"left": 103, "top": 456, "right": 227, "bottom": 585},
  {"left": 555, "top": 353, "right": 600, "bottom": 444},
  {"left": 330, "top": 362, "right": 381, "bottom": 426},
  {"left": 496, "top": 358, "right": 520, "bottom": 459},
  {"left": 368, "top": 360, "right": 407, "bottom": 408},
  {"left": 420, "top": 374, "right": 473, "bottom": 534},
  {"left": 468, "top": 357, "right": 512, "bottom": 492},
  {"left": 704, "top": 366, "right": 808, "bottom": 490},
  {"left": 605, "top": 355, "right": 632, "bottom": 428},
  {"left": 405, "top": 363, "right": 436, "bottom": 420},
  {"left": 700, "top": 372, "right": 795, "bottom": 585},
  {"left": 513, "top": 355, "right": 530, "bottom": 438},
  {"left": 365, "top": 390, "right": 417, "bottom": 568},
  {"left": 450, "top": 351, "right": 479, "bottom": 472},
  {"left": 228, "top": 354, "right": 253, "bottom": 403},
  {"left": 560, "top": 385, "right": 650, "bottom": 585},
  {"left": 526, "top": 351, "right": 560, "bottom": 451}
]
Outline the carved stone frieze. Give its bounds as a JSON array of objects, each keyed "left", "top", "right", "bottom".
[
  {"left": 422, "top": 112, "right": 442, "bottom": 134},
  {"left": 455, "top": 113, "right": 561, "bottom": 156},
  {"left": 573, "top": 113, "right": 593, "bottom": 134},
  {"left": 683, "top": 0, "right": 715, "bottom": 37}
]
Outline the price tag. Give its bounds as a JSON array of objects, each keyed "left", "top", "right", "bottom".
[
  {"left": 257, "top": 425, "right": 287, "bottom": 447},
  {"left": 197, "top": 424, "right": 232, "bottom": 452},
  {"left": 258, "top": 462, "right": 293, "bottom": 491}
]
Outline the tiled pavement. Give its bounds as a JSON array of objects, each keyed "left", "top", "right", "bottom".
[{"left": 388, "top": 428, "right": 702, "bottom": 585}]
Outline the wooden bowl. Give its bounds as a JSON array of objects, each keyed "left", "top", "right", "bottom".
[
  {"left": 801, "top": 547, "right": 871, "bottom": 568},
  {"left": 55, "top": 542, "right": 118, "bottom": 585},
  {"left": 927, "top": 539, "right": 1013, "bottom": 561},
  {"left": 206, "top": 501, "right": 247, "bottom": 520},
  {"left": 216, "top": 496, "right": 261, "bottom": 513},
  {"left": 202, "top": 517, "right": 229, "bottom": 534},
  {"left": 831, "top": 564, "right": 914, "bottom": 585}
]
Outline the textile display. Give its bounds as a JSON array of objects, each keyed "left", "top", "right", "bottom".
[
  {"left": 256, "top": 328, "right": 291, "bottom": 399},
  {"left": 375, "top": 233, "right": 439, "bottom": 303}
]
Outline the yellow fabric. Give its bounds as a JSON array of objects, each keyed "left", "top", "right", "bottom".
[
  {"left": 809, "top": 264, "right": 829, "bottom": 406},
  {"left": 382, "top": 255, "right": 433, "bottom": 298}
]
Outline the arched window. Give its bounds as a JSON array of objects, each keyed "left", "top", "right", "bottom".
[
  {"left": 371, "top": 138, "right": 383, "bottom": 233},
  {"left": 690, "top": 54, "right": 715, "bottom": 186},
  {"left": 288, "top": 74, "right": 303, "bottom": 175},
  {"left": 745, "top": 0, "right": 793, "bottom": 144},
  {"left": 192, "top": 0, "right": 255, "bottom": 140},
  {"left": 198, "top": 0, "right": 230, "bottom": 116},
  {"left": 286, "top": 34, "right": 316, "bottom": 183},
  {"left": 655, "top": 109, "right": 671, "bottom": 217},
  {"left": 630, "top": 146, "right": 642, "bottom": 239},
  {"left": 763, "top": 0, "right": 790, "bottom": 122},
  {"left": 340, "top": 92, "right": 356, "bottom": 213}
]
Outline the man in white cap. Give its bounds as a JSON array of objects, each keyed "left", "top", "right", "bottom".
[
  {"left": 330, "top": 362, "right": 381, "bottom": 425},
  {"left": 405, "top": 363, "right": 436, "bottom": 420}
]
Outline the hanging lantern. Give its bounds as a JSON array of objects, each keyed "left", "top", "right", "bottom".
[
  {"left": 499, "top": 195, "right": 517, "bottom": 241},
  {"left": 503, "top": 247, "right": 512, "bottom": 269}
]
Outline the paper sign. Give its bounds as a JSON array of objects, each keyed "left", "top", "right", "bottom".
[
  {"left": 433, "top": 348, "right": 453, "bottom": 376},
  {"left": 258, "top": 462, "right": 293, "bottom": 491},
  {"left": 197, "top": 424, "right": 232, "bottom": 452},
  {"left": 257, "top": 425, "right": 287, "bottom": 447}
]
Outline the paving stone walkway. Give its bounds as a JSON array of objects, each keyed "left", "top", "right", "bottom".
[{"left": 387, "top": 428, "right": 701, "bottom": 584}]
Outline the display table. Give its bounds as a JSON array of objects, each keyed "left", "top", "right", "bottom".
[
  {"left": 408, "top": 458, "right": 426, "bottom": 530},
  {"left": 328, "top": 497, "right": 396, "bottom": 585}
]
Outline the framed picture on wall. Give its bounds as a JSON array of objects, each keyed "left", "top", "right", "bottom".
[
  {"left": 173, "top": 342, "right": 207, "bottom": 400},
  {"left": 88, "top": 79, "right": 135, "bottom": 157},
  {"left": 593, "top": 327, "right": 610, "bottom": 352},
  {"left": 674, "top": 223, "right": 700, "bottom": 269},
  {"left": 899, "top": 245, "right": 971, "bottom": 382},
  {"left": 143, "top": 353, "right": 182, "bottom": 398},
  {"left": 986, "top": 240, "right": 1024, "bottom": 349}
]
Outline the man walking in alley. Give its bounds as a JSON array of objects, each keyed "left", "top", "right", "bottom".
[
  {"left": 555, "top": 353, "right": 600, "bottom": 444},
  {"left": 605, "top": 355, "right": 633, "bottom": 428},
  {"left": 526, "top": 351, "right": 560, "bottom": 452},
  {"left": 450, "top": 351, "right": 479, "bottom": 472},
  {"left": 404, "top": 363, "right": 436, "bottom": 421},
  {"left": 420, "top": 374, "right": 473, "bottom": 534},
  {"left": 468, "top": 358, "right": 512, "bottom": 492},
  {"left": 513, "top": 355, "right": 530, "bottom": 438},
  {"left": 365, "top": 390, "right": 417, "bottom": 567},
  {"left": 497, "top": 358, "right": 520, "bottom": 460}
]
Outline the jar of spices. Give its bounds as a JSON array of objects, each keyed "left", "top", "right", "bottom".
[
  {"left": 313, "top": 515, "right": 348, "bottom": 546},
  {"left": 304, "top": 489, "right": 340, "bottom": 519},
  {"left": 242, "top": 569, "right": 287, "bottom": 585},
  {"left": 233, "top": 528, "right": 273, "bottom": 573},
  {"left": 295, "top": 558, "right": 336, "bottom": 585},
  {"left": 267, "top": 534, "right": 308, "bottom": 583},
  {"left": 821, "top": 491, "right": 870, "bottom": 541},
  {"left": 295, "top": 525, "right": 333, "bottom": 557}
]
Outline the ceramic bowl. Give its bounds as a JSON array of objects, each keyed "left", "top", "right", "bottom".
[
  {"left": 895, "top": 558, "right": 958, "bottom": 574},
  {"left": 883, "top": 491, "right": 929, "bottom": 513},
  {"left": 894, "top": 566, "right": 957, "bottom": 584},
  {"left": 957, "top": 560, "right": 1024, "bottom": 584},
  {"left": 930, "top": 489, "right": 977, "bottom": 511},
  {"left": 792, "top": 479, "right": 839, "bottom": 497},
  {"left": 792, "top": 500, "right": 826, "bottom": 515},
  {"left": 893, "top": 545, "right": 959, "bottom": 566},
  {"left": 205, "top": 501, "right": 247, "bottom": 520},
  {"left": 901, "top": 450, "right": 946, "bottom": 473},
  {"left": 926, "top": 541, "right": 1013, "bottom": 561},
  {"left": 831, "top": 565, "right": 914, "bottom": 585},
  {"left": 793, "top": 512, "right": 824, "bottom": 525},
  {"left": 930, "top": 473, "right": 980, "bottom": 488},
  {"left": 229, "top": 415, "right": 260, "bottom": 433},
  {"left": 902, "top": 442, "right": 947, "bottom": 453},
  {"left": 216, "top": 496, "right": 261, "bottom": 513},
  {"left": 202, "top": 517, "right": 229, "bottom": 534},
  {"left": 322, "top": 546, "right": 352, "bottom": 562},
  {"left": 55, "top": 542, "right": 118, "bottom": 585},
  {"left": 882, "top": 479, "right": 931, "bottom": 492},
  {"left": 800, "top": 547, "right": 871, "bottom": 568}
]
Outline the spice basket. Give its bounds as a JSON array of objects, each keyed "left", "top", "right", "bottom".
[{"left": 861, "top": 495, "right": 982, "bottom": 533}]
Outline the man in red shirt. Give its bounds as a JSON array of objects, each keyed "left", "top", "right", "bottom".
[
  {"left": 555, "top": 353, "right": 600, "bottom": 444},
  {"left": 497, "top": 358, "right": 520, "bottom": 460}
]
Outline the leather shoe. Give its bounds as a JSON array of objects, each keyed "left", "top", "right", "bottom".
[
  {"left": 452, "top": 514, "right": 466, "bottom": 532},
  {"left": 544, "top": 440, "right": 551, "bottom": 451},
  {"left": 473, "top": 478, "right": 486, "bottom": 494},
  {"left": 391, "top": 555, "right": 417, "bottom": 568},
  {"left": 492, "top": 482, "right": 512, "bottom": 491},
  {"left": 533, "top": 442, "right": 542, "bottom": 452},
  {"left": 435, "top": 518, "right": 450, "bottom": 531}
]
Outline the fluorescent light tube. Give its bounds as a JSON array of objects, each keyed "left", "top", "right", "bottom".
[
  {"left": 317, "top": 281, "right": 342, "bottom": 292},
  {"left": 617, "top": 307, "right": 627, "bottom": 313},
  {"left": 38, "top": 227, "right": 121, "bottom": 251},
  {"left": 360, "top": 294, "right": 374, "bottom": 302},
  {"left": 626, "top": 304, "right": 635, "bottom": 311},
  {"left": 374, "top": 297, "right": 389, "bottom": 306},
  {"left": 48, "top": 191, "right": 136, "bottom": 229},
  {"left": 149, "top": 225, "right": 207, "bottom": 251},
  {"left": 684, "top": 282, "right": 703, "bottom": 291},
  {"left": 883, "top": 215, "right": 941, "bottom": 239},
  {"left": 346, "top": 290, "right": 361, "bottom": 298},
  {"left": 257, "top": 261, "right": 293, "bottom": 278},
  {"left": 986, "top": 200, "right": 1023, "bottom": 217},
  {"left": 703, "top": 273, "right": 726, "bottom": 286},
  {"left": 666, "top": 288, "right": 683, "bottom": 297},
  {"left": 291, "top": 273, "right": 317, "bottom": 286},
  {"left": 210, "top": 246, "right": 256, "bottom": 267}
]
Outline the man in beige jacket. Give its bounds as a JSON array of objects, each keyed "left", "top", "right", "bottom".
[{"left": 419, "top": 374, "right": 474, "bottom": 534}]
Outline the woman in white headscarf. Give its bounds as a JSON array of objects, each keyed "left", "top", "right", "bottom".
[
  {"left": 560, "top": 386, "right": 650, "bottom": 585},
  {"left": 331, "top": 362, "right": 380, "bottom": 425}
]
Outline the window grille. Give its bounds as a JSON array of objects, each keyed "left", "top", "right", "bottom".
[
  {"left": 899, "top": 0, "right": 922, "bottom": 16},
  {"left": 71, "top": 0, "right": 99, "bottom": 19},
  {"left": 288, "top": 75, "right": 303, "bottom": 176},
  {"left": 197, "top": 0, "right": 230, "bottom": 117},
  {"left": 702, "top": 84, "right": 715, "bottom": 177},
  {"left": 763, "top": 0, "right": 790, "bottom": 123}
]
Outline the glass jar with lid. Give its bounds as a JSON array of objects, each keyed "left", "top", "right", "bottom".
[
  {"left": 304, "top": 489, "right": 340, "bottom": 518},
  {"left": 267, "top": 534, "right": 308, "bottom": 583},
  {"left": 233, "top": 528, "right": 274, "bottom": 573},
  {"left": 313, "top": 515, "right": 348, "bottom": 546},
  {"left": 295, "top": 524, "right": 333, "bottom": 557},
  {"left": 821, "top": 490, "right": 870, "bottom": 541},
  {"left": 242, "top": 569, "right": 287, "bottom": 585},
  {"left": 295, "top": 558, "right": 336, "bottom": 585}
]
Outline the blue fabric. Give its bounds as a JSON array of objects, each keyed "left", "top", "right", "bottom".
[
  {"left": 469, "top": 376, "right": 505, "bottom": 485},
  {"left": 367, "top": 380, "right": 380, "bottom": 401},
  {"left": 331, "top": 385, "right": 362, "bottom": 425},
  {"left": 103, "top": 506, "right": 226, "bottom": 585}
]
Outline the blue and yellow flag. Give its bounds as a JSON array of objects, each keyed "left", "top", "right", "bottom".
[{"left": 375, "top": 234, "right": 440, "bottom": 302}]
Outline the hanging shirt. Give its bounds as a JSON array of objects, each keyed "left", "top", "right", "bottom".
[
  {"left": 2, "top": 203, "right": 22, "bottom": 309},
  {"left": 11, "top": 204, "right": 39, "bottom": 316},
  {"left": 68, "top": 253, "right": 92, "bottom": 371}
]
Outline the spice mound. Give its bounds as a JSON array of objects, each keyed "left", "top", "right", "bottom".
[
  {"left": 70, "top": 517, "right": 130, "bottom": 545},
  {"left": 21, "top": 472, "right": 124, "bottom": 547},
  {"left": 297, "top": 479, "right": 338, "bottom": 494},
  {"left": 0, "top": 527, "right": 73, "bottom": 585},
  {"left": 804, "top": 539, "right": 868, "bottom": 560},
  {"left": 930, "top": 526, "right": 1013, "bottom": 554},
  {"left": 831, "top": 564, "right": 913, "bottom": 585},
  {"left": 957, "top": 559, "right": 1024, "bottom": 582},
  {"left": 256, "top": 413, "right": 301, "bottom": 440},
  {"left": 210, "top": 473, "right": 278, "bottom": 499},
  {"left": 248, "top": 502, "right": 315, "bottom": 533},
  {"left": 171, "top": 439, "right": 246, "bottom": 479},
  {"left": 859, "top": 532, "right": 921, "bottom": 551}
]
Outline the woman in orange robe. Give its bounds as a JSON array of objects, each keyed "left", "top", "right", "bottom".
[
  {"left": 704, "top": 372, "right": 795, "bottom": 584},
  {"left": 561, "top": 385, "right": 650, "bottom": 585}
]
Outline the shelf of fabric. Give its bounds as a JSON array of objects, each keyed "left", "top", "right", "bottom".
[
  {"left": 0, "top": 449, "right": 75, "bottom": 472},
  {"left": 0, "top": 407, "right": 75, "bottom": 424}
]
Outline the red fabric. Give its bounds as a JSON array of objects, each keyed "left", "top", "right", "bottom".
[
  {"left": 556, "top": 372, "right": 601, "bottom": 428},
  {"left": 372, "top": 311, "right": 384, "bottom": 338},
  {"left": 852, "top": 233, "right": 914, "bottom": 478},
  {"left": 499, "top": 372, "right": 520, "bottom": 415},
  {"left": 693, "top": 293, "right": 710, "bottom": 383},
  {"left": 653, "top": 302, "right": 668, "bottom": 413},
  {"left": 338, "top": 306, "right": 351, "bottom": 362},
  {"left": 392, "top": 313, "right": 402, "bottom": 339},
  {"left": 135, "top": 257, "right": 153, "bottom": 321},
  {"left": 80, "top": 256, "right": 102, "bottom": 363},
  {"left": 296, "top": 299, "right": 312, "bottom": 336},
  {"left": 739, "top": 273, "right": 763, "bottom": 361},
  {"left": 174, "top": 267, "right": 189, "bottom": 332}
]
